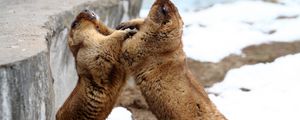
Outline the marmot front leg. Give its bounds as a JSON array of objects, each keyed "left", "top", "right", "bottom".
[
  {"left": 116, "top": 18, "right": 144, "bottom": 30},
  {"left": 108, "top": 30, "right": 137, "bottom": 41}
]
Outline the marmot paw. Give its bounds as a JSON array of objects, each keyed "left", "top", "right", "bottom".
[{"left": 116, "top": 22, "right": 137, "bottom": 30}]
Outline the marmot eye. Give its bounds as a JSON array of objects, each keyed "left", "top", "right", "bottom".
[
  {"left": 163, "top": 20, "right": 169, "bottom": 25},
  {"left": 71, "top": 20, "right": 78, "bottom": 29}
]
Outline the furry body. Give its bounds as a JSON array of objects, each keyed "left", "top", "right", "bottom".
[
  {"left": 117, "top": 0, "right": 227, "bottom": 119},
  {"left": 56, "top": 10, "right": 129, "bottom": 120}
]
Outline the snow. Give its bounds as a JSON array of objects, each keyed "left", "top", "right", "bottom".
[
  {"left": 280, "top": 0, "right": 300, "bottom": 6},
  {"left": 140, "top": 1, "right": 300, "bottom": 62},
  {"left": 207, "top": 53, "right": 300, "bottom": 120},
  {"left": 106, "top": 107, "right": 132, "bottom": 120},
  {"left": 182, "top": 1, "right": 300, "bottom": 62}
]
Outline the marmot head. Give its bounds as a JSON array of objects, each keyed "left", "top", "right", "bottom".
[
  {"left": 71, "top": 9, "right": 98, "bottom": 29},
  {"left": 68, "top": 9, "right": 103, "bottom": 58},
  {"left": 146, "top": 0, "right": 183, "bottom": 32}
]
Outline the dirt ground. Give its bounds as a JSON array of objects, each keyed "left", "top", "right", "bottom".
[{"left": 116, "top": 82, "right": 157, "bottom": 120}]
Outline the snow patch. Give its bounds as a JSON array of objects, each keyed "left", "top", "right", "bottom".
[
  {"left": 106, "top": 107, "right": 132, "bottom": 120},
  {"left": 207, "top": 53, "right": 300, "bottom": 120},
  {"left": 182, "top": 1, "right": 300, "bottom": 62}
]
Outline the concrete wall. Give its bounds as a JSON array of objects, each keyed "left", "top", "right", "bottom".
[
  {"left": 0, "top": 52, "right": 53, "bottom": 120},
  {"left": 0, "top": 0, "right": 142, "bottom": 119}
]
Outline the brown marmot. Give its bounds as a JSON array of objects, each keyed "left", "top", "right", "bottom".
[
  {"left": 116, "top": 0, "right": 227, "bottom": 119},
  {"left": 56, "top": 9, "right": 132, "bottom": 120}
]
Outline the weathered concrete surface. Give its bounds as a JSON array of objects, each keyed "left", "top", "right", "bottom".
[
  {"left": 128, "top": 0, "right": 143, "bottom": 19},
  {"left": 0, "top": 52, "right": 53, "bottom": 120},
  {"left": 0, "top": 0, "right": 89, "bottom": 65},
  {"left": 0, "top": 0, "right": 142, "bottom": 119}
]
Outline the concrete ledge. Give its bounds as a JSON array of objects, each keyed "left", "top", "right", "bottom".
[
  {"left": 0, "top": 51, "right": 53, "bottom": 120},
  {"left": 0, "top": 0, "right": 138, "bottom": 119}
]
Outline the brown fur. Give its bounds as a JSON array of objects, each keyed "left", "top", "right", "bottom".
[
  {"left": 116, "top": 0, "right": 227, "bottom": 119},
  {"left": 56, "top": 10, "right": 130, "bottom": 120}
]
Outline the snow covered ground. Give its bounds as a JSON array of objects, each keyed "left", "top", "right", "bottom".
[
  {"left": 108, "top": 53, "right": 300, "bottom": 120},
  {"left": 185, "top": 1, "right": 300, "bottom": 119},
  {"left": 141, "top": 0, "right": 300, "bottom": 62},
  {"left": 182, "top": 0, "right": 300, "bottom": 62},
  {"left": 208, "top": 53, "right": 300, "bottom": 120},
  {"left": 106, "top": 107, "right": 132, "bottom": 120}
]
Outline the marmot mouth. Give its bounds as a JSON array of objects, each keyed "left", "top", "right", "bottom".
[
  {"left": 159, "top": 4, "right": 169, "bottom": 16},
  {"left": 77, "top": 9, "right": 98, "bottom": 21},
  {"left": 149, "top": 0, "right": 176, "bottom": 23}
]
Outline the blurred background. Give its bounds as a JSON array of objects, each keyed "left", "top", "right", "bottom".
[{"left": 0, "top": 0, "right": 299, "bottom": 120}]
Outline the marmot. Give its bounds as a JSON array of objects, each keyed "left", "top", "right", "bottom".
[
  {"left": 116, "top": 0, "right": 227, "bottom": 119},
  {"left": 56, "top": 9, "right": 132, "bottom": 120}
]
